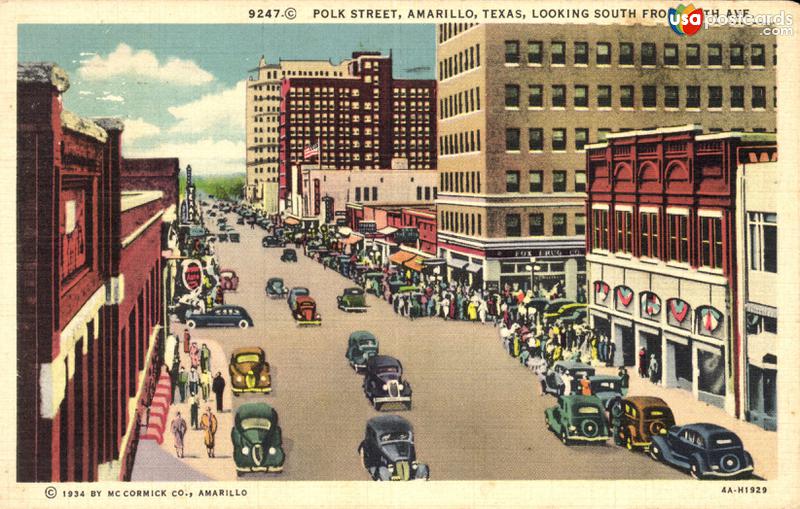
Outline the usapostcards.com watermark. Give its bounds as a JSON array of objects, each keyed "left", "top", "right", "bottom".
[{"left": 704, "top": 10, "right": 794, "bottom": 36}]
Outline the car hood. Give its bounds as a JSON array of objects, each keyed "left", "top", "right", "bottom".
[
  {"left": 380, "top": 442, "right": 413, "bottom": 462},
  {"left": 238, "top": 427, "right": 272, "bottom": 445}
]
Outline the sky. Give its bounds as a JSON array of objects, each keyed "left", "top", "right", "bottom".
[{"left": 18, "top": 24, "right": 436, "bottom": 175}]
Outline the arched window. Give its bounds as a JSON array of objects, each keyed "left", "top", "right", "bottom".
[
  {"left": 640, "top": 292, "right": 662, "bottom": 321},
  {"left": 667, "top": 298, "right": 691, "bottom": 330},
  {"left": 614, "top": 285, "right": 634, "bottom": 312},
  {"left": 696, "top": 305, "right": 724, "bottom": 337},
  {"left": 593, "top": 281, "right": 610, "bottom": 305}
]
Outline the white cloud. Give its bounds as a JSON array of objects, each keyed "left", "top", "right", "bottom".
[
  {"left": 97, "top": 94, "right": 125, "bottom": 103},
  {"left": 78, "top": 90, "right": 92, "bottom": 95},
  {"left": 79, "top": 52, "right": 97, "bottom": 56},
  {"left": 123, "top": 138, "right": 245, "bottom": 175},
  {"left": 167, "top": 80, "right": 245, "bottom": 135},
  {"left": 122, "top": 117, "right": 161, "bottom": 142},
  {"left": 78, "top": 43, "right": 214, "bottom": 86}
]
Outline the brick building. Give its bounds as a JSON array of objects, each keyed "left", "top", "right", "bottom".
[
  {"left": 16, "top": 62, "right": 179, "bottom": 482},
  {"left": 279, "top": 51, "right": 437, "bottom": 211},
  {"left": 584, "top": 125, "right": 776, "bottom": 419}
]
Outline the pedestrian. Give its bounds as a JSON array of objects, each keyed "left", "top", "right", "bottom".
[
  {"left": 606, "top": 340, "right": 616, "bottom": 367},
  {"left": 189, "top": 342, "right": 201, "bottom": 370},
  {"left": 188, "top": 366, "right": 199, "bottom": 396},
  {"left": 189, "top": 394, "right": 200, "bottom": 429},
  {"left": 638, "top": 347, "right": 648, "bottom": 378},
  {"left": 169, "top": 361, "right": 180, "bottom": 401},
  {"left": 648, "top": 354, "right": 660, "bottom": 383},
  {"left": 467, "top": 300, "right": 477, "bottom": 321},
  {"left": 171, "top": 411, "right": 187, "bottom": 458},
  {"left": 531, "top": 356, "right": 547, "bottom": 396},
  {"left": 598, "top": 336, "right": 606, "bottom": 363},
  {"left": 561, "top": 370, "right": 574, "bottom": 395},
  {"left": 177, "top": 366, "right": 188, "bottom": 403},
  {"left": 183, "top": 328, "right": 191, "bottom": 354},
  {"left": 200, "top": 343, "right": 211, "bottom": 372},
  {"left": 200, "top": 369, "right": 211, "bottom": 401},
  {"left": 212, "top": 371, "right": 226, "bottom": 412},
  {"left": 579, "top": 374, "right": 592, "bottom": 396},
  {"left": 618, "top": 366, "right": 630, "bottom": 395},
  {"left": 478, "top": 299, "right": 488, "bottom": 324},
  {"left": 200, "top": 407, "right": 218, "bottom": 458}
]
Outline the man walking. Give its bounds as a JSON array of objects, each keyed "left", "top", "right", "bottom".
[
  {"left": 183, "top": 328, "right": 191, "bottom": 354},
  {"left": 200, "top": 407, "right": 218, "bottom": 458},
  {"left": 177, "top": 366, "right": 188, "bottom": 403},
  {"left": 200, "top": 369, "right": 211, "bottom": 401},
  {"left": 212, "top": 371, "right": 226, "bottom": 412},
  {"left": 171, "top": 411, "right": 187, "bottom": 458},
  {"left": 189, "top": 394, "right": 200, "bottom": 430},
  {"left": 200, "top": 343, "right": 211, "bottom": 373},
  {"left": 188, "top": 367, "right": 200, "bottom": 396}
]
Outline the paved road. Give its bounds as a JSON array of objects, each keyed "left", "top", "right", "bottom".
[{"left": 201, "top": 210, "right": 685, "bottom": 480}]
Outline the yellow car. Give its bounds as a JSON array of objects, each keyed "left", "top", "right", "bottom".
[
  {"left": 544, "top": 301, "right": 587, "bottom": 324},
  {"left": 230, "top": 347, "right": 272, "bottom": 395}
]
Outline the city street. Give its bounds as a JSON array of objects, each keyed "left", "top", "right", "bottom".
[{"left": 170, "top": 210, "right": 687, "bottom": 481}]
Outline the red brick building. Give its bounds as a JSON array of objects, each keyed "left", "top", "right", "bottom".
[
  {"left": 279, "top": 52, "right": 437, "bottom": 204},
  {"left": 16, "top": 62, "right": 179, "bottom": 482}
]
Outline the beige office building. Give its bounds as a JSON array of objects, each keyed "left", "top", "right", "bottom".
[
  {"left": 246, "top": 56, "right": 348, "bottom": 213},
  {"left": 435, "top": 23, "right": 775, "bottom": 295}
]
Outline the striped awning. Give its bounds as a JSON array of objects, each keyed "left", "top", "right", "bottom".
[
  {"left": 389, "top": 250, "right": 416, "bottom": 265},
  {"left": 341, "top": 234, "right": 364, "bottom": 245},
  {"left": 284, "top": 217, "right": 300, "bottom": 226},
  {"left": 403, "top": 256, "right": 425, "bottom": 272}
]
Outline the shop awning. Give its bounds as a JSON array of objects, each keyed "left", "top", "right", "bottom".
[
  {"left": 377, "top": 226, "right": 398, "bottom": 235},
  {"left": 284, "top": 217, "right": 300, "bottom": 226},
  {"left": 745, "top": 302, "right": 778, "bottom": 319},
  {"left": 447, "top": 259, "right": 469, "bottom": 270},
  {"left": 422, "top": 258, "right": 446, "bottom": 266},
  {"left": 464, "top": 262, "right": 483, "bottom": 273},
  {"left": 338, "top": 226, "right": 353, "bottom": 236},
  {"left": 342, "top": 234, "right": 364, "bottom": 245},
  {"left": 403, "top": 256, "right": 425, "bottom": 272},
  {"left": 389, "top": 250, "right": 416, "bottom": 265}
]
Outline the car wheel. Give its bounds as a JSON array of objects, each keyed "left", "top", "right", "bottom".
[
  {"left": 689, "top": 459, "right": 704, "bottom": 480},
  {"left": 186, "top": 319, "right": 196, "bottom": 329},
  {"left": 649, "top": 444, "right": 662, "bottom": 462},
  {"left": 238, "top": 320, "right": 249, "bottom": 329},
  {"left": 560, "top": 429, "right": 570, "bottom": 446}
]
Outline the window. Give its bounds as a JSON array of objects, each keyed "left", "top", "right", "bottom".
[
  {"left": 592, "top": 209, "right": 609, "bottom": 250},
  {"left": 708, "top": 86, "right": 722, "bottom": 108},
  {"left": 752, "top": 86, "right": 766, "bottom": 108},
  {"left": 699, "top": 215, "right": 724, "bottom": 269},
  {"left": 529, "top": 213, "right": 544, "bottom": 235},
  {"left": 749, "top": 212, "right": 777, "bottom": 273},
  {"left": 598, "top": 85, "right": 612, "bottom": 107},
  {"left": 551, "top": 41, "right": 565, "bottom": 64},
  {"left": 643, "top": 85, "right": 657, "bottom": 107},
  {"left": 416, "top": 186, "right": 422, "bottom": 200},
  {"left": 65, "top": 200, "right": 76, "bottom": 233},
  {"left": 551, "top": 85, "right": 566, "bottom": 107},
  {"left": 642, "top": 43, "right": 656, "bottom": 65},
  {"left": 574, "top": 85, "right": 588, "bottom": 107},
  {"left": 553, "top": 170, "right": 567, "bottom": 192},
  {"left": 615, "top": 210, "right": 633, "bottom": 254},
  {"left": 506, "top": 128, "right": 520, "bottom": 151},
  {"left": 505, "top": 40, "right": 520, "bottom": 63},
  {"left": 575, "top": 128, "right": 589, "bottom": 150},
  {"left": 687, "top": 44, "right": 700, "bottom": 65},
  {"left": 529, "top": 170, "right": 543, "bottom": 192},
  {"left": 363, "top": 187, "right": 370, "bottom": 201},
  {"left": 355, "top": 187, "right": 361, "bottom": 201},
  {"left": 619, "top": 42, "right": 634, "bottom": 65},
  {"left": 751, "top": 44, "right": 765, "bottom": 66},
  {"left": 708, "top": 44, "right": 722, "bottom": 65},
  {"left": 639, "top": 212, "right": 658, "bottom": 258},
  {"left": 528, "top": 85, "right": 543, "bottom": 107},
  {"left": 667, "top": 213, "right": 689, "bottom": 263},
  {"left": 686, "top": 86, "right": 700, "bottom": 108},
  {"left": 731, "top": 86, "right": 744, "bottom": 108},
  {"left": 506, "top": 171, "right": 520, "bottom": 192},
  {"left": 505, "top": 84, "right": 520, "bottom": 107},
  {"left": 597, "top": 128, "right": 612, "bottom": 141},
  {"left": 664, "top": 44, "right": 679, "bottom": 65},
  {"left": 529, "top": 128, "right": 543, "bottom": 151},
  {"left": 372, "top": 187, "right": 378, "bottom": 201},
  {"left": 505, "top": 214, "right": 521, "bottom": 237},
  {"left": 575, "top": 213, "right": 586, "bottom": 235},
  {"left": 575, "top": 171, "right": 586, "bottom": 192},
  {"left": 620, "top": 85, "right": 634, "bottom": 108},
  {"left": 552, "top": 128, "right": 566, "bottom": 151},
  {"left": 730, "top": 44, "right": 744, "bottom": 66},
  {"left": 665, "top": 86, "right": 679, "bottom": 108},
  {"left": 746, "top": 312, "right": 777, "bottom": 335},
  {"left": 597, "top": 42, "right": 611, "bottom": 64},
  {"left": 553, "top": 213, "right": 567, "bottom": 236},
  {"left": 527, "top": 41, "right": 542, "bottom": 64},
  {"left": 574, "top": 42, "right": 588, "bottom": 64}
]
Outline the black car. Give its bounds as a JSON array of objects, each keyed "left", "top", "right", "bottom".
[
  {"left": 358, "top": 415, "right": 429, "bottom": 481},
  {"left": 362, "top": 355, "right": 412, "bottom": 411},
  {"left": 280, "top": 248, "right": 298, "bottom": 262},
  {"left": 262, "top": 235, "right": 285, "bottom": 248},
  {"left": 185, "top": 305, "right": 254, "bottom": 329},
  {"left": 650, "top": 423, "right": 754, "bottom": 479},
  {"left": 237, "top": 217, "right": 245, "bottom": 225}
]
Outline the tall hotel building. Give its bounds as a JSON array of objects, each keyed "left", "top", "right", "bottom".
[
  {"left": 246, "top": 56, "right": 349, "bottom": 213},
  {"left": 279, "top": 51, "right": 437, "bottom": 212},
  {"left": 434, "top": 23, "right": 775, "bottom": 295}
]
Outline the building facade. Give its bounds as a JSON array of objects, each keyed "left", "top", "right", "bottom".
[
  {"left": 584, "top": 125, "right": 776, "bottom": 420},
  {"left": 279, "top": 51, "right": 437, "bottom": 211},
  {"left": 435, "top": 23, "right": 776, "bottom": 294},
  {"left": 16, "top": 63, "right": 179, "bottom": 482},
  {"left": 246, "top": 56, "right": 349, "bottom": 213}
]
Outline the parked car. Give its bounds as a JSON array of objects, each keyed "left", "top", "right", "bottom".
[
  {"left": 543, "top": 361, "right": 596, "bottom": 396},
  {"left": 387, "top": 276, "right": 408, "bottom": 294},
  {"left": 292, "top": 296, "right": 321, "bottom": 326},
  {"left": 362, "top": 355, "right": 412, "bottom": 411},
  {"left": 362, "top": 271, "right": 384, "bottom": 295},
  {"left": 587, "top": 374, "right": 625, "bottom": 412},
  {"left": 545, "top": 395, "right": 611, "bottom": 445},
  {"left": 346, "top": 331, "right": 379, "bottom": 372},
  {"left": 185, "top": 305, "right": 254, "bottom": 329},
  {"left": 217, "top": 232, "right": 229, "bottom": 242},
  {"left": 649, "top": 423, "right": 754, "bottom": 479},
  {"left": 265, "top": 277, "right": 288, "bottom": 299},
  {"left": 229, "top": 347, "right": 272, "bottom": 395},
  {"left": 543, "top": 299, "right": 577, "bottom": 324},
  {"left": 236, "top": 217, "right": 245, "bottom": 225},
  {"left": 559, "top": 307, "right": 588, "bottom": 325},
  {"left": 337, "top": 287, "right": 368, "bottom": 312},
  {"left": 613, "top": 396, "right": 675, "bottom": 451},
  {"left": 280, "top": 248, "right": 298, "bottom": 262},
  {"left": 287, "top": 287, "right": 310, "bottom": 311},
  {"left": 357, "top": 415, "right": 429, "bottom": 481},
  {"left": 231, "top": 403, "right": 284, "bottom": 475},
  {"left": 220, "top": 269, "right": 239, "bottom": 291},
  {"left": 262, "top": 235, "right": 285, "bottom": 248},
  {"left": 229, "top": 232, "right": 240, "bottom": 243},
  {"left": 526, "top": 297, "right": 550, "bottom": 317}
]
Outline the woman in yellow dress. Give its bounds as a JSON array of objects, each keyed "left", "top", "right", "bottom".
[{"left": 200, "top": 407, "right": 218, "bottom": 458}]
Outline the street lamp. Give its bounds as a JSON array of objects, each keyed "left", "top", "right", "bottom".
[{"left": 525, "top": 257, "right": 542, "bottom": 294}]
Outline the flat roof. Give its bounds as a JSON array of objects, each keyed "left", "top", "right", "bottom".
[{"left": 121, "top": 190, "right": 163, "bottom": 212}]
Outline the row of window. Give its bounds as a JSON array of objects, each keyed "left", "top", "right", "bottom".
[
  {"left": 440, "top": 86, "right": 481, "bottom": 119},
  {"left": 505, "top": 40, "right": 774, "bottom": 68},
  {"left": 415, "top": 186, "right": 437, "bottom": 201},
  {"left": 506, "top": 127, "right": 577, "bottom": 152},
  {"left": 392, "top": 87, "right": 432, "bottom": 98},
  {"left": 504, "top": 212, "right": 583, "bottom": 237},
  {"left": 440, "top": 129, "right": 481, "bottom": 156},
  {"left": 354, "top": 187, "right": 379, "bottom": 202},
  {"left": 506, "top": 84, "right": 774, "bottom": 110},
  {"left": 505, "top": 170, "right": 586, "bottom": 193},
  {"left": 439, "top": 43, "right": 481, "bottom": 81},
  {"left": 251, "top": 166, "right": 278, "bottom": 174},
  {"left": 258, "top": 69, "right": 345, "bottom": 80},
  {"left": 441, "top": 171, "right": 481, "bottom": 194},
  {"left": 437, "top": 22, "right": 478, "bottom": 43},
  {"left": 441, "top": 210, "right": 483, "bottom": 236}
]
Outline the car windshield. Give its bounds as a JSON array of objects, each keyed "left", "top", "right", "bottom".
[
  {"left": 360, "top": 342, "right": 377, "bottom": 349},
  {"left": 236, "top": 354, "right": 261, "bottom": 364},
  {"left": 380, "top": 432, "right": 410, "bottom": 442},
  {"left": 346, "top": 289, "right": 363, "bottom": 295},
  {"left": 591, "top": 380, "right": 619, "bottom": 391},
  {"left": 577, "top": 406, "right": 600, "bottom": 415},
  {"left": 645, "top": 408, "right": 674, "bottom": 420},
  {"left": 376, "top": 366, "right": 400, "bottom": 375},
  {"left": 572, "top": 369, "right": 592, "bottom": 379},
  {"left": 241, "top": 417, "right": 272, "bottom": 430}
]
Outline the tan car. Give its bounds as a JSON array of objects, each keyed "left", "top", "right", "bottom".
[
  {"left": 612, "top": 396, "right": 675, "bottom": 451},
  {"left": 229, "top": 347, "right": 272, "bottom": 395}
]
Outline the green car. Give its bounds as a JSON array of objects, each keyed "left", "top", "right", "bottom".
[
  {"left": 337, "top": 287, "right": 368, "bottom": 312},
  {"left": 545, "top": 395, "right": 611, "bottom": 446},
  {"left": 231, "top": 403, "right": 285, "bottom": 475},
  {"left": 345, "top": 331, "right": 379, "bottom": 371},
  {"left": 362, "top": 271, "right": 384, "bottom": 295}
]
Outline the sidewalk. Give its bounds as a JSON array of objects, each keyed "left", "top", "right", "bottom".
[{"left": 593, "top": 364, "right": 777, "bottom": 479}]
